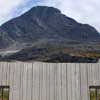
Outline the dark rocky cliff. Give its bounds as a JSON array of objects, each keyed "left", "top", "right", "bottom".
[{"left": 0, "top": 6, "right": 100, "bottom": 62}]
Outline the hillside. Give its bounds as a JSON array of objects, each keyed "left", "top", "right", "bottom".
[{"left": 0, "top": 6, "right": 100, "bottom": 62}]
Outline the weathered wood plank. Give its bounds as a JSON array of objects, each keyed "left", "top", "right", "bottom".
[
  {"left": 80, "top": 64, "right": 88, "bottom": 100},
  {"left": 67, "top": 63, "right": 72, "bottom": 100},
  {"left": 0, "top": 63, "right": 3, "bottom": 85},
  {"left": 61, "top": 63, "right": 67, "bottom": 100},
  {"left": 0, "top": 62, "right": 100, "bottom": 100},
  {"left": 56, "top": 64, "right": 62, "bottom": 100},
  {"left": 46, "top": 63, "right": 50, "bottom": 100},
  {"left": 39, "top": 63, "right": 43, "bottom": 100},
  {"left": 19, "top": 62, "right": 23, "bottom": 100},
  {"left": 26, "top": 63, "right": 32, "bottom": 100},
  {"left": 49, "top": 63, "right": 55, "bottom": 100},
  {"left": 9, "top": 63, "right": 15, "bottom": 100},
  {"left": 22, "top": 63, "right": 27, "bottom": 100}
]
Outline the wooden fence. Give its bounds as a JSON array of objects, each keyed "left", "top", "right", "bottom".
[{"left": 0, "top": 62, "right": 100, "bottom": 100}]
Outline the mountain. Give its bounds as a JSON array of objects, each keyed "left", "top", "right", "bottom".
[{"left": 0, "top": 6, "right": 100, "bottom": 62}]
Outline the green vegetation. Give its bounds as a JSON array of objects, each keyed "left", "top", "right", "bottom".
[
  {"left": 90, "top": 90, "right": 96, "bottom": 100},
  {"left": 0, "top": 89, "right": 9, "bottom": 100}
]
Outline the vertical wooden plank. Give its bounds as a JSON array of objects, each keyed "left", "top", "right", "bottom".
[
  {"left": 41, "top": 63, "right": 47, "bottom": 100},
  {"left": 61, "top": 63, "right": 67, "bottom": 100},
  {"left": 1, "top": 62, "right": 7, "bottom": 85},
  {"left": 67, "top": 63, "right": 72, "bottom": 100},
  {"left": 95, "top": 64, "right": 99, "bottom": 81},
  {"left": 71, "top": 63, "right": 76, "bottom": 100},
  {"left": 89, "top": 63, "right": 98, "bottom": 85},
  {"left": 16, "top": 62, "right": 20, "bottom": 100},
  {"left": 39, "top": 62, "right": 43, "bottom": 100},
  {"left": 32, "top": 62, "right": 40, "bottom": 100},
  {"left": 0, "top": 63, "right": 3, "bottom": 85},
  {"left": 32, "top": 62, "right": 35, "bottom": 100},
  {"left": 88, "top": 63, "right": 92, "bottom": 85},
  {"left": 80, "top": 64, "right": 88, "bottom": 100},
  {"left": 98, "top": 63, "right": 100, "bottom": 81},
  {"left": 9, "top": 63, "right": 15, "bottom": 100},
  {"left": 13, "top": 63, "right": 17, "bottom": 100},
  {"left": 34, "top": 62, "right": 40, "bottom": 100},
  {"left": 46, "top": 63, "right": 50, "bottom": 100},
  {"left": 19, "top": 62, "right": 24, "bottom": 100},
  {"left": 26, "top": 63, "right": 32, "bottom": 100},
  {"left": 87, "top": 63, "right": 92, "bottom": 100},
  {"left": 93, "top": 63, "right": 99, "bottom": 85},
  {"left": 49, "top": 63, "right": 55, "bottom": 100},
  {"left": 6, "top": 63, "right": 10, "bottom": 86},
  {"left": 1, "top": 63, "right": 4, "bottom": 85},
  {"left": 54, "top": 63, "right": 58, "bottom": 100},
  {"left": 22, "top": 63, "right": 27, "bottom": 100},
  {"left": 91, "top": 64, "right": 96, "bottom": 82},
  {"left": 75, "top": 64, "right": 81, "bottom": 100},
  {"left": 97, "top": 63, "right": 100, "bottom": 81},
  {"left": 56, "top": 63, "right": 62, "bottom": 100}
]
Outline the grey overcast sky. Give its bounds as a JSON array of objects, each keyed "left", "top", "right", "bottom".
[{"left": 0, "top": 0, "right": 100, "bottom": 32}]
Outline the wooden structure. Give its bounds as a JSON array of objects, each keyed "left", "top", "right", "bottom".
[{"left": 0, "top": 62, "right": 100, "bottom": 100}]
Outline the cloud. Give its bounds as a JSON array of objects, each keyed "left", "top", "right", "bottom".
[
  {"left": 39, "top": 0, "right": 100, "bottom": 32},
  {"left": 0, "top": 0, "right": 23, "bottom": 23},
  {"left": 0, "top": 0, "right": 100, "bottom": 32},
  {"left": 0, "top": 0, "right": 37, "bottom": 24}
]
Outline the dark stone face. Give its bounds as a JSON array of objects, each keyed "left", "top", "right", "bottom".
[
  {"left": 0, "top": 6, "right": 100, "bottom": 62},
  {"left": 0, "top": 6, "right": 100, "bottom": 49}
]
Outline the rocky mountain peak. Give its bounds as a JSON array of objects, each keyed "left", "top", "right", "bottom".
[{"left": 0, "top": 6, "right": 100, "bottom": 62}]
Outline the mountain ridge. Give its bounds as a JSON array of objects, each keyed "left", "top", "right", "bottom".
[{"left": 0, "top": 6, "right": 100, "bottom": 62}]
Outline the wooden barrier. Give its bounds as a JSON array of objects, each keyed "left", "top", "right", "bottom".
[{"left": 0, "top": 62, "right": 100, "bottom": 100}]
